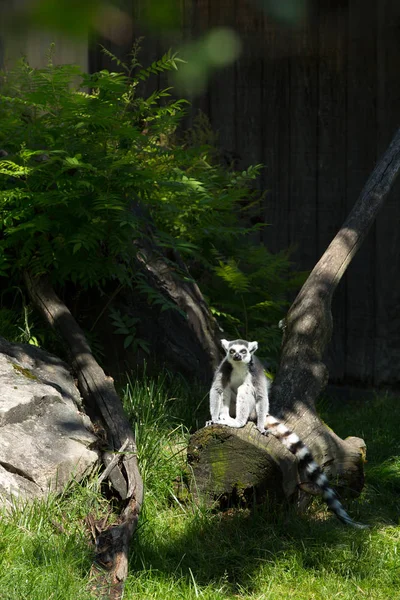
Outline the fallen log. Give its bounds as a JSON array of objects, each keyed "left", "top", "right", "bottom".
[
  {"left": 188, "top": 424, "right": 366, "bottom": 514},
  {"left": 24, "top": 273, "right": 143, "bottom": 596}
]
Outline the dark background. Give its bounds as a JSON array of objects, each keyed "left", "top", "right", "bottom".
[{"left": 4, "top": 0, "right": 400, "bottom": 386}]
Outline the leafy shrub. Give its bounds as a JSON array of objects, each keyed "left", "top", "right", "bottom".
[{"left": 0, "top": 46, "right": 300, "bottom": 363}]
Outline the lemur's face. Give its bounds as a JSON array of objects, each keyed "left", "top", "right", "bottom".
[{"left": 221, "top": 339, "right": 258, "bottom": 365}]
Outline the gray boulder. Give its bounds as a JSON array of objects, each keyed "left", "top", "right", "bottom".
[{"left": 0, "top": 336, "right": 99, "bottom": 507}]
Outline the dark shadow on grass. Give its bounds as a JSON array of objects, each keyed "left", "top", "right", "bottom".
[{"left": 129, "top": 502, "right": 371, "bottom": 594}]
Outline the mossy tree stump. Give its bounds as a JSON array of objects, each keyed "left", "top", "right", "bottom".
[
  {"left": 188, "top": 423, "right": 366, "bottom": 513},
  {"left": 188, "top": 423, "right": 299, "bottom": 507}
]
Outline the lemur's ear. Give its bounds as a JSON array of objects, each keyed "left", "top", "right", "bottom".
[
  {"left": 221, "top": 339, "right": 230, "bottom": 352},
  {"left": 248, "top": 341, "right": 258, "bottom": 354}
]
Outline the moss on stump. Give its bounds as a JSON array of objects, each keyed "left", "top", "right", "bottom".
[{"left": 187, "top": 423, "right": 299, "bottom": 508}]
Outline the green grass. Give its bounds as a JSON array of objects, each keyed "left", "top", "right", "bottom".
[
  {"left": 0, "top": 481, "right": 104, "bottom": 599},
  {"left": 1, "top": 377, "right": 400, "bottom": 600}
]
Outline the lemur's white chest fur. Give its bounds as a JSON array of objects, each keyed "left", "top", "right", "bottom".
[{"left": 230, "top": 363, "right": 251, "bottom": 393}]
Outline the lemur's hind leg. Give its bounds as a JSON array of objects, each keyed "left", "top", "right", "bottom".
[
  {"left": 255, "top": 394, "right": 269, "bottom": 434},
  {"left": 219, "top": 383, "right": 253, "bottom": 428},
  {"left": 206, "top": 387, "right": 232, "bottom": 426}
]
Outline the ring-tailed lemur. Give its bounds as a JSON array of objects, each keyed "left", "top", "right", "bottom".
[{"left": 206, "top": 338, "right": 367, "bottom": 529}]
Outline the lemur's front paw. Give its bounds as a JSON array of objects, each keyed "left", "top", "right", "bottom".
[
  {"left": 206, "top": 418, "right": 228, "bottom": 427},
  {"left": 256, "top": 426, "right": 270, "bottom": 436}
]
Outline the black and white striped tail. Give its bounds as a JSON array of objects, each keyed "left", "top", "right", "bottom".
[{"left": 265, "top": 415, "right": 367, "bottom": 529}]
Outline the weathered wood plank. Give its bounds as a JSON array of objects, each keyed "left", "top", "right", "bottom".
[
  {"left": 0, "top": 3, "right": 88, "bottom": 71},
  {"left": 287, "top": 23, "right": 319, "bottom": 271},
  {"left": 154, "top": 2, "right": 187, "bottom": 95},
  {"left": 234, "top": 0, "right": 263, "bottom": 180},
  {"left": 131, "top": 1, "right": 162, "bottom": 97},
  {"left": 317, "top": 1, "right": 348, "bottom": 381},
  {"left": 375, "top": 0, "right": 400, "bottom": 384},
  {"left": 186, "top": 0, "right": 210, "bottom": 122},
  {"left": 262, "top": 20, "right": 291, "bottom": 253},
  {"left": 88, "top": 0, "right": 133, "bottom": 73},
  {"left": 208, "top": 0, "right": 236, "bottom": 166},
  {"left": 345, "top": 0, "right": 377, "bottom": 382}
]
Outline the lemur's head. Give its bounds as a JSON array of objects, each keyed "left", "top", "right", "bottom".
[{"left": 221, "top": 339, "right": 258, "bottom": 365}]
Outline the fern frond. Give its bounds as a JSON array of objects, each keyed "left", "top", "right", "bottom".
[
  {"left": 100, "top": 45, "right": 131, "bottom": 74},
  {"left": 0, "top": 161, "right": 30, "bottom": 177},
  {"left": 0, "top": 46, "right": 297, "bottom": 364},
  {"left": 214, "top": 260, "right": 250, "bottom": 294},
  {"left": 135, "top": 50, "right": 185, "bottom": 82}
]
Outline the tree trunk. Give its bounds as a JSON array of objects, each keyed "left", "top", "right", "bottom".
[
  {"left": 24, "top": 273, "right": 143, "bottom": 597},
  {"left": 189, "top": 127, "right": 400, "bottom": 514},
  {"left": 270, "top": 126, "right": 400, "bottom": 481},
  {"left": 135, "top": 244, "right": 221, "bottom": 381},
  {"left": 132, "top": 204, "right": 221, "bottom": 381}
]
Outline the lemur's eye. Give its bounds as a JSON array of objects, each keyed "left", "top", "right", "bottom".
[
  {"left": 229, "top": 349, "right": 235, "bottom": 354},
  {"left": 240, "top": 349, "right": 247, "bottom": 354}
]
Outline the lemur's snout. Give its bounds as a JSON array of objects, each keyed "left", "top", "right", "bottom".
[{"left": 233, "top": 354, "right": 242, "bottom": 361}]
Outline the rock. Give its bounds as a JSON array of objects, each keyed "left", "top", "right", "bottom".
[{"left": 0, "top": 336, "right": 99, "bottom": 507}]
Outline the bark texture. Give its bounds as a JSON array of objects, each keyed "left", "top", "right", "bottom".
[
  {"left": 188, "top": 424, "right": 299, "bottom": 505},
  {"left": 135, "top": 243, "right": 221, "bottom": 380},
  {"left": 24, "top": 273, "right": 143, "bottom": 595}
]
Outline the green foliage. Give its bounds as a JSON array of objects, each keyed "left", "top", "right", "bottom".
[
  {"left": 0, "top": 47, "right": 299, "bottom": 363},
  {"left": 0, "top": 287, "right": 41, "bottom": 346},
  {"left": 122, "top": 371, "right": 198, "bottom": 498},
  {"left": 109, "top": 307, "right": 150, "bottom": 353},
  {"left": 0, "top": 52, "right": 182, "bottom": 287}
]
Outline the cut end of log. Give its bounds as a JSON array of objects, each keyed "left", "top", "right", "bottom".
[{"left": 187, "top": 424, "right": 299, "bottom": 509}]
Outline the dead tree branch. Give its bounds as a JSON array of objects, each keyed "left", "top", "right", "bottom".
[
  {"left": 131, "top": 201, "right": 221, "bottom": 380},
  {"left": 24, "top": 273, "right": 143, "bottom": 595}
]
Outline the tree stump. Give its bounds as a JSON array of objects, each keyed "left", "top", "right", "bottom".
[
  {"left": 188, "top": 423, "right": 366, "bottom": 514},
  {"left": 188, "top": 424, "right": 298, "bottom": 506}
]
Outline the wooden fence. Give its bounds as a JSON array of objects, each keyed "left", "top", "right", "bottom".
[{"left": 3, "top": 0, "right": 400, "bottom": 385}]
